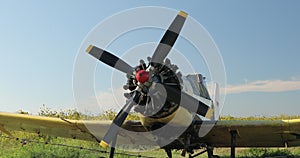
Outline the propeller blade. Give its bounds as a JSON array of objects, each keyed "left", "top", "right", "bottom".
[
  {"left": 86, "top": 45, "right": 133, "bottom": 74},
  {"left": 154, "top": 83, "right": 213, "bottom": 118},
  {"left": 99, "top": 92, "right": 139, "bottom": 148},
  {"left": 151, "top": 11, "right": 188, "bottom": 65},
  {"left": 181, "top": 91, "right": 213, "bottom": 118}
]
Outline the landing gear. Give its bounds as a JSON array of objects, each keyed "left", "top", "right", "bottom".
[
  {"left": 185, "top": 146, "right": 220, "bottom": 158},
  {"left": 181, "top": 134, "right": 193, "bottom": 157},
  {"left": 206, "top": 146, "right": 220, "bottom": 158},
  {"left": 207, "top": 146, "right": 214, "bottom": 158},
  {"left": 165, "top": 148, "right": 173, "bottom": 158},
  {"left": 163, "top": 145, "right": 222, "bottom": 158},
  {"left": 109, "top": 135, "right": 117, "bottom": 158}
]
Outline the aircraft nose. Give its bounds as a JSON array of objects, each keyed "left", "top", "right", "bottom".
[{"left": 136, "top": 70, "right": 149, "bottom": 83}]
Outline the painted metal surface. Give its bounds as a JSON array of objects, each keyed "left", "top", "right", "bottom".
[{"left": 1, "top": 112, "right": 300, "bottom": 148}]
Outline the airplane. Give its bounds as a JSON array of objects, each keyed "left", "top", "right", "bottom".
[{"left": 1, "top": 10, "right": 300, "bottom": 158}]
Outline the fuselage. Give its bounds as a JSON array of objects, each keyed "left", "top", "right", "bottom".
[{"left": 139, "top": 74, "right": 212, "bottom": 128}]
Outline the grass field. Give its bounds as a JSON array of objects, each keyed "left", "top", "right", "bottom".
[
  {"left": 1, "top": 107, "right": 300, "bottom": 158},
  {"left": 1, "top": 133, "right": 299, "bottom": 158}
]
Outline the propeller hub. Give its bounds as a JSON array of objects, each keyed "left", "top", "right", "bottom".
[{"left": 136, "top": 70, "right": 149, "bottom": 84}]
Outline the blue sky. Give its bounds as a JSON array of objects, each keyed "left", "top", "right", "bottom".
[{"left": 0, "top": 1, "right": 299, "bottom": 117}]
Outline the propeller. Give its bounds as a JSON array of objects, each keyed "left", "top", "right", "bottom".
[
  {"left": 155, "top": 83, "right": 214, "bottom": 118},
  {"left": 99, "top": 91, "right": 140, "bottom": 148},
  {"left": 86, "top": 10, "right": 213, "bottom": 148},
  {"left": 151, "top": 11, "right": 188, "bottom": 65},
  {"left": 86, "top": 45, "right": 134, "bottom": 75}
]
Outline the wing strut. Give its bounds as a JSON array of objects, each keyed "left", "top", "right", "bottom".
[{"left": 230, "top": 130, "right": 237, "bottom": 158}]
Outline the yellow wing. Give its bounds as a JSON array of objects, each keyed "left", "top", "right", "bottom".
[
  {"left": 0, "top": 112, "right": 104, "bottom": 141},
  {"left": 200, "top": 119, "right": 300, "bottom": 147},
  {"left": 0, "top": 112, "right": 153, "bottom": 145},
  {"left": 1, "top": 112, "right": 300, "bottom": 148}
]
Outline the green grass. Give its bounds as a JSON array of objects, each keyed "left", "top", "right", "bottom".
[
  {"left": 1, "top": 107, "right": 299, "bottom": 157},
  {"left": 1, "top": 133, "right": 300, "bottom": 158},
  {"left": 0, "top": 132, "right": 103, "bottom": 158},
  {"left": 0, "top": 131, "right": 170, "bottom": 158},
  {"left": 212, "top": 148, "right": 299, "bottom": 158}
]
